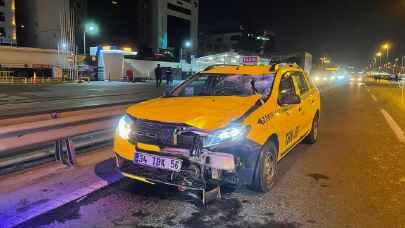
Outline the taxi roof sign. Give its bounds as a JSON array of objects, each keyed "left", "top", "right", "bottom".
[{"left": 242, "top": 56, "right": 260, "bottom": 65}]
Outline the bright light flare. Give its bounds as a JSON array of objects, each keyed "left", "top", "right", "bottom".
[
  {"left": 118, "top": 115, "right": 133, "bottom": 140},
  {"left": 205, "top": 125, "right": 249, "bottom": 147}
]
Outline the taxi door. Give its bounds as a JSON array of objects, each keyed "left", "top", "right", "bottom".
[
  {"left": 277, "top": 72, "right": 302, "bottom": 158},
  {"left": 292, "top": 72, "right": 313, "bottom": 136}
]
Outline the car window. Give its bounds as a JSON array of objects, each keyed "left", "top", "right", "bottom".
[
  {"left": 293, "top": 72, "right": 310, "bottom": 95},
  {"left": 171, "top": 73, "right": 275, "bottom": 97},
  {"left": 178, "top": 75, "right": 209, "bottom": 96},
  {"left": 278, "top": 73, "right": 297, "bottom": 101},
  {"left": 304, "top": 73, "right": 316, "bottom": 89}
]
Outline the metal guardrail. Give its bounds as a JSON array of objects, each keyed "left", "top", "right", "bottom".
[
  {"left": 0, "top": 105, "right": 128, "bottom": 172},
  {"left": 0, "top": 76, "right": 63, "bottom": 84}
]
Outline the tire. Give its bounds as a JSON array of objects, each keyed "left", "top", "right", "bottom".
[
  {"left": 305, "top": 113, "right": 319, "bottom": 144},
  {"left": 251, "top": 141, "right": 278, "bottom": 193}
]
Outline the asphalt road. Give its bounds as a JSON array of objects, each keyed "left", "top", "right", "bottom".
[
  {"left": 16, "top": 81, "right": 405, "bottom": 228},
  {"left": 0, "top": 81, "right": 163, "bottom": 118}
]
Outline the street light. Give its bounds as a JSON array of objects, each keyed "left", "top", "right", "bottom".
[
  {"left": 83, "top": 22, "right": 99, "bottom": 55},
  {"left": 382, "top": 43, "right": 390, "bottom": 65},
  {"left": 180, "top": 40, "right": 192, "bottom": 61},
  {"left": 185, "top": 41, "right": 192, "bottom": 48}
]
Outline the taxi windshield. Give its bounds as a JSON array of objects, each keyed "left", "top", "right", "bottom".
[{"left": 169, "top": 73, "right": 275, "bottom": 97}]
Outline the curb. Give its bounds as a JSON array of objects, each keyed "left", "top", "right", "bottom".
[{"left": 4, "top": 173, "right": 124, "bottom": 228}]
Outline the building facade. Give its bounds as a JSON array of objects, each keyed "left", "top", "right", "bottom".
[
  {"left": 199, "top": 31, "right": 243, "bottom": 55},
  {"left": 138, "top": 0, "right": 199, "bottom": 52},
  {"left": 199, "top": 29, "right": 275, "bottom": 57},
  {"left": 16, "top": 0, "right": 86, "bottom": 50},
  {"left": 0, "top": 0, "right": 16, "bottom": 45}
]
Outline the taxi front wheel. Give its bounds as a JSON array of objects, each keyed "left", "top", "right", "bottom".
[
  {"left": 305, "top": 113, "right": 319, "bottom": 144},
  {"left": 251, "top": 141, "right": 278, "bottom": 193}
]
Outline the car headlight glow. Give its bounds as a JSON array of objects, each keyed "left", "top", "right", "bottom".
[
  {"left": 204, "top": 125, "right": 250, "bottom": 147},
  {"left": 118, "top": 115, "right": 133, "bottom": 140}
]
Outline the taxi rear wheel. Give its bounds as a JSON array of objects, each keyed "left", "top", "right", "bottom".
[
  {"left": 305, "top": 113, "right": 319, "bottom": 144},
  {"left": 251, "top": 141, "right": 278, "bottom": 193}
]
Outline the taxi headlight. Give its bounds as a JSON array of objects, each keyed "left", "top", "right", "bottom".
[
  {"left": 117, "top": 115, "right": 133, "bottom": 140},
  {"left": 204, "top": 125, "right": 250, "bottom": 147}
]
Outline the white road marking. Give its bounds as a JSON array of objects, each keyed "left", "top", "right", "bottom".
[
  {"left": 381, "top": 109, "right": 405, "bottom": 143},
  {"left": 370, "top": 93, "right": 378, "bottom": 102}
]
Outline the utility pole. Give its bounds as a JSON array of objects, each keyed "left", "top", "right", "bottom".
[
  {"left": 83, "top": 30, "right": 86, "bottom": 55},
  {"left": 402, "top": 56, "right": 405, "bottom": 73}
]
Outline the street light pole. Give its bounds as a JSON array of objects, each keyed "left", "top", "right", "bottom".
[
  {"left": 83, "top": 23, "right": 98, "bottom": 55},
  {"left": 83, "top": 31, "right": 86, "bottom": 55},
  {"left": 402, "top": 56, "right": 405, "bottom": 73}
]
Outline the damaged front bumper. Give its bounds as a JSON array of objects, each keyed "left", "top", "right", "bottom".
[
  {"left": 114, "top": 118, "right": 262, "bottom": 192},
  {"left": 114, "top": 139, "right": 261, "bottom": 191}
]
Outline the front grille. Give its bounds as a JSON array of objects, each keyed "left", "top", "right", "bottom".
[{"left": 129, "top": 119, "right": 197, "bottom": 149}]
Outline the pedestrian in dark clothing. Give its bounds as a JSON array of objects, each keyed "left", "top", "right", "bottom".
[
  {"left": 166, "top": 68, "right": 173, "bottom": 87},
  {"left": 155, "top": 64, "right": 162, "bottom": 88}
]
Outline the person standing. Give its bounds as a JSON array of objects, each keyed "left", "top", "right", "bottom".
[
  {"left": 166, "top": 67, "right": 173, "bottom": 87},
  {"left": 154, "top": 64, "right": 162, "bottom": 88}
]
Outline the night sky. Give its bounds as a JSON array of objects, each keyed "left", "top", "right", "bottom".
[
  {"left": 87, "top": 0, "right": 405, "bottom": 67},
  {"left": 200, "top": 0, "right": 405, "bottom": 67}
]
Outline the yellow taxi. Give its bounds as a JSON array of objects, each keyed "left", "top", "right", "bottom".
[{"left": 114, "top": 64, "right": 320, "bottom": 193}]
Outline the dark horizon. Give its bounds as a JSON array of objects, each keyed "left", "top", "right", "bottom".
[
  {"left": 66, "top": 0, "right": 405, "bottom": 68},
  {"left": 199, "top": 0, "right": 405, "bottom": 67}
]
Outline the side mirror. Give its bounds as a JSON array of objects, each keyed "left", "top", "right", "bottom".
[{"left": 279, "top": 94, "right": 301, "bottom": 105}]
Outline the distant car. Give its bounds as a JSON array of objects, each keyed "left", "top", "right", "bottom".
[
  {"left": 113, "top": 64, "right": 321, "bottom": 194},
  {"left": 350, "top": 75, "right": 364, "bottom": 82}
]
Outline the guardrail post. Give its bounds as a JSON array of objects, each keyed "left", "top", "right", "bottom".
[
  {"left": 52, "top": 113, "right": 63, "bottom": 162},
  {"left": 51, "top": 112, "right": 75, "bottom": 166},
  {"left": 55, "top": 139, "right": 63, "bottom": 161},
  {"left": 65, "top": 137, "right": 76, "bottom": 166}
]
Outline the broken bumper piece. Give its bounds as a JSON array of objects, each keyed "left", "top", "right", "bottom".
[{"left": 114, "top": 149, "right": 237, "bottom": 190}]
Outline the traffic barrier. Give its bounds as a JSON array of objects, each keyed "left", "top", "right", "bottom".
[
  {"left": 0, "top": 76, "right": 63, "bottom": 84},
  {"left": 0, "top": 105, "right": 128, "bottom": 170}
]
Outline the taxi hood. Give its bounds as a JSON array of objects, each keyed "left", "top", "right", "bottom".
[{"left": 126, "top": 96, "right": 260, "bottom": 130}]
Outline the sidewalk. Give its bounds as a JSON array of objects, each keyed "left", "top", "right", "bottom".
[{"left": 0, "top": 147, "right": 122, "bottom": 228}]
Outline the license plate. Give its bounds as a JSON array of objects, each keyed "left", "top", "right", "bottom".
[{"left": 134, "top": 152, "right": 182, "bottom": 172}]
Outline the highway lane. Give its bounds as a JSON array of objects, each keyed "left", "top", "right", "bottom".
[
  {"left": 16, "top": 82, "right": 405, "bottom": 228},
  {"left": 365, "top": 80, "right": 405, "bottom": 130}
]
